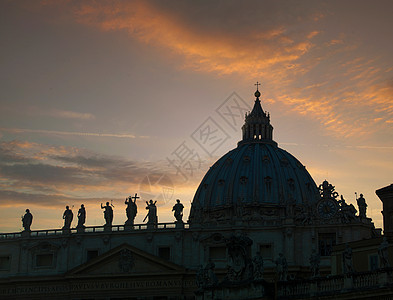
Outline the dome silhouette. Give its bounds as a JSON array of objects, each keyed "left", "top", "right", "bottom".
[{"left": 189, "top": 88, "right": 320, "bottom": 225}]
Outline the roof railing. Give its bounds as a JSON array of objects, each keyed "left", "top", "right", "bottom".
[{"left": 0, "top": 222, "right": 189, "bottom": 240}]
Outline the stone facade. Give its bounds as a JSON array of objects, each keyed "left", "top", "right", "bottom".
[{"left": 0, "top": 214, "right": 378, "bottom": 299}]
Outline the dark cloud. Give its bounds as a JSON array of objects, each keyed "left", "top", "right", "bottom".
[
  {"left": 0, "top": 150, "right": 30, "bottom": 165},
  {"left": 52, "top": 154, "right": 136, "bottom": 171},
  {"left": 0, "top": 142, "right": 33, "bottom": 164},
  {"left": 0, "top": 189, "right": 114, "bottom": 208},
  {"left": 0, "top": 140, "right": 156, "bottom": 186},
  {"left": 151, "top": 0, "right": 324, "bottom": 36},
  {"left": 0, "top": 163, "right": 93, "bottom": 185},
  {"left": 0, "top": 140, "right": 206, "bottom": 211},
  {"left": 49, "top": 154, "right": 167, "bottom": 184},
  {"left": 49, "top": 152, "right": 208, "bottom": 186}
]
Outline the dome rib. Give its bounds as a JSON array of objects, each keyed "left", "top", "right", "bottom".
[{"left": 189, "top": 143, "right": 320, "bottom": 223}]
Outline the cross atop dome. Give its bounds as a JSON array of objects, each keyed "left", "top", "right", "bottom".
[{"left": 254, "top": 81, "right": 261, "bottom": 98}]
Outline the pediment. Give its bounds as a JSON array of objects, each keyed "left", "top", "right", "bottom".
[{"left": 67, "top": 243, "right": 185, "bottom": 276}]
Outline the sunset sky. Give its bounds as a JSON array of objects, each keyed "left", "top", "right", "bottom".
[{"left": 1, "top": 0, "right": 393, "bottom": 232}]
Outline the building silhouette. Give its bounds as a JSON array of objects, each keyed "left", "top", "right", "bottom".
[{"left": 0, "top": 87, "right": 391, "bottom": 299}]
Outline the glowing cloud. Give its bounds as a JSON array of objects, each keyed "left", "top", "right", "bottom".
[{"left": 37, "top": 0, "right": 393, "bottom": 139}]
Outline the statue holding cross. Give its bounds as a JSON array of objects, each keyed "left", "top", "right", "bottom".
[
  {"left": 125, "top": 193, "right": 139, "bottom": 226},
  {"left": 144, "top": 200, "right": 158, "bottom": 226}
]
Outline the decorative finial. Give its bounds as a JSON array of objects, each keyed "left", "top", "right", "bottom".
[{"left": 254, "top": 81, "right": 261, "bottom": 98}]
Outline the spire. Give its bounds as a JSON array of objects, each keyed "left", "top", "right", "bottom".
[
  {"left": 255, "top": 81, "right": 261, "bottom": 95},
  {"left": 250, "top": 81, "right": 264, "bottom": 116},
  {"left": 239, "top": 83, "right": 276, "bottom": 145}
]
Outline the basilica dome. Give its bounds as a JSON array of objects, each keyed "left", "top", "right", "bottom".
[{"left": 189, "top": 88, "right": 320, "bottom": 224}]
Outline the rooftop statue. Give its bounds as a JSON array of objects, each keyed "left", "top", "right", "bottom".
[
  {"left": 21, "top": 209, "right": 33, "bottom": 232},
  {"left": 319, "top": 180, "right": 339, "bottom": 200},
  {"left": 77, "top": 204, "right": 86, "bottom": 229},
  {"left": 101, "top": 201, "right": 114, "bottom": 227},
  {"left": 338, "top": 195, "right": 357, "bottom": 223},
  {"left": 144, "top": 200, "right": 158, "bottom": 225},
  {"left": 125, "top": 194, "right": 138, "bottom": 226},
  {"left": 62, "top": 206, "right": 73, "bottom": 230},
  {"left": 357, "top": 193, "right": 367, "bottom": 218},
  {"left": 172, "top": 199, "right": 184, "bottom": 223}
]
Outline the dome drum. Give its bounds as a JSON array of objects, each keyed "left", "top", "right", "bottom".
[{"left": 189, "top": 201, "right": 287, "bottom": 228}]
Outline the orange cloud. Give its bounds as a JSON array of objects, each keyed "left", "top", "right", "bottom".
[
  {"left": 0, "top": 128, "right": 141, "bottom": 139},
  {"left": 38, "top": 1, "right": 393, "bottom": 141},
  {"left": 53, "top": 1, "right": 318, "bottom": 80}
]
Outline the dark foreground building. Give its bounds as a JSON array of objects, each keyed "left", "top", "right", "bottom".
[{"left": 0, "top": 88, "right": 391, "bottom": 299}]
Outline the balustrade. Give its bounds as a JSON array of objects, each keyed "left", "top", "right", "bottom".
[
  {"left": 0, "top": 222, "right": 190, "bottom": 240},
  {"left": 278, "top": 271, "right": 392, "bottom": 298}
]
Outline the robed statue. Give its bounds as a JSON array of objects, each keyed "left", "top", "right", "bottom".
[
  {"left": 144, "top": 200, "right": 158, "bottom": 225},
  {"left": 125, "top": 194, "right": 138, "bottom": 225},
  {"left": 357, "top": 193, "right": 367, "bottom": 218},
  {"left": 172, "top": 199, "right": 184, "bottom": 223},
  {"left": 101, "top": 201, "right": 114, "bottom": 226},
  {"left": 77, "top": 204, "right": 86, "bottom": 228},
  {"left": 62, "top": 206, "right": 73, "bottom": 229},
  {"left": 22, "top": 209, "right": 33, "bottom": 232}
]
